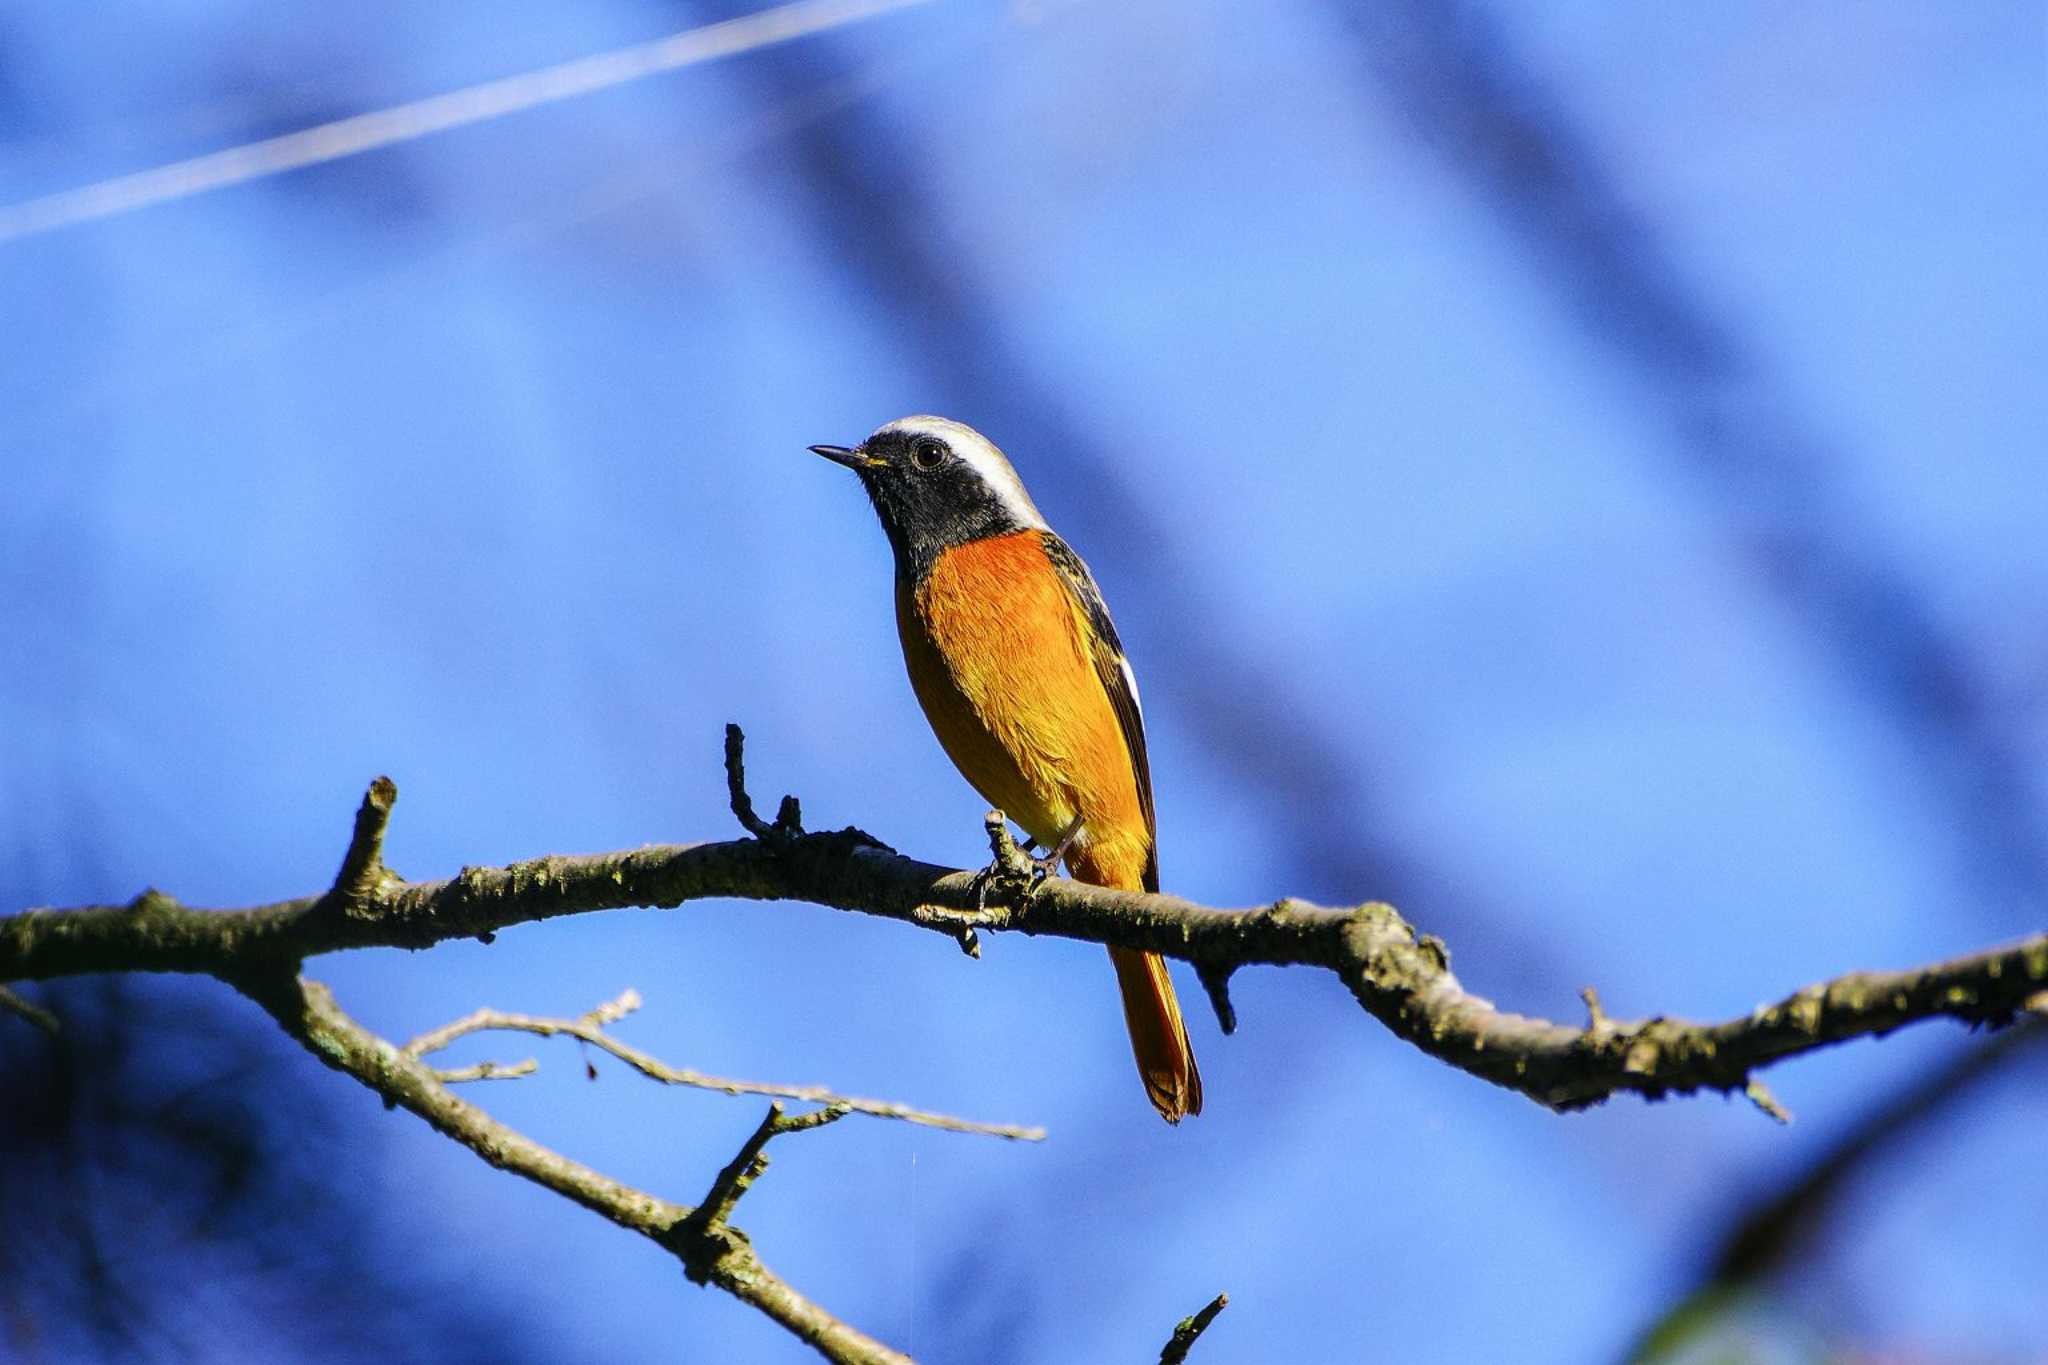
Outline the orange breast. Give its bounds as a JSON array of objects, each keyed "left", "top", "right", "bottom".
[{"left": 896, "top": 531, "right": 1150, "bottom": 889}]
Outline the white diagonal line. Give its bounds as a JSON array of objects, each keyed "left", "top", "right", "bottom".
[{"left": 0, "top": 0, "right": 937, "bottom": 245}]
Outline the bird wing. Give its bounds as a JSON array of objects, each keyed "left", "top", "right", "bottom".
[{"left": 1039, "top": 531, "right": 1159, "bottom": 894}]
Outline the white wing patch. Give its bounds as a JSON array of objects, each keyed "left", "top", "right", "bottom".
[{"left": 1115, "top": 650, "right": 1144, "bottom": 721}]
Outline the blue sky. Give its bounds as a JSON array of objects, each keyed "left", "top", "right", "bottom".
[{"left": 4, "top": 3, "right": 2044, "bottom": 1361}]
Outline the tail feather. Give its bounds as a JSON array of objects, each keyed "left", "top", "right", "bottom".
[{"left": 1109, "top": 946, "right": 1202, "bottom": 1123}]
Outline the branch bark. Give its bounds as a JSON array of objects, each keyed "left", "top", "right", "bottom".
[
  {"left": 401, "top": 987, "right": 1043, "bottom": 1139},
  {"left": 1159, "top": 1291, "right": 1229, "bottom": 1363},
  {"left": 227, "top": 967, "right": 911, "bottom": 1365},
  {"left": 1631, "top": 1021, "right": 2048, "bottom": 1361},
  {"left": 7, "top": 731, "right": 2044, "bottom": 1114},
  {"left": 6, "top": 728, "right": 2048, "bottom": 1360}
]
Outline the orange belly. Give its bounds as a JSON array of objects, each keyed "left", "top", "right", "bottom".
[{"left": 895, "top": 531, "right": 1151, "bottom": 891}]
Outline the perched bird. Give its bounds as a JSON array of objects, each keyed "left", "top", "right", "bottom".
[{"left": 811, "top": 416, "right": 1202, "bottom": 1122}]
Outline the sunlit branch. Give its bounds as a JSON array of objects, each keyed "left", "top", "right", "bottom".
[
  {"left": 6, "top": 727, "right": 2043, "bottom": 1117},
  {"left": 0, "top": 984, "right": 60, "bottom": 1035},
  {"left": 403, "top": 987, "right": 1044, "bottom": 1140},
  {"left": 1159, "top": 1291, "right": 1229, "bottom": 1363},
  {"left": 229, "top": 969, "right": 937, "bottom": 1365},
  {"left": 1630, "top": 1021, "right": 2048, "bottom": 1362}
]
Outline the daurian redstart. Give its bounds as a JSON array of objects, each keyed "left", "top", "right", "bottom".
[{"left": 812, "top": 416, "right": 1201, "bottom": 1123}]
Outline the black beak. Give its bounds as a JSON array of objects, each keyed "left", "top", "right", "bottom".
[{"left": 809, "top": 443, "right": 869, "bottom": 470}]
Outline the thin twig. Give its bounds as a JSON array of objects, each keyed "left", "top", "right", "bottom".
[
  {"left": 0, "top": 984, "right": 60, "bottom": 1035},
  {"left": 403, "top": 986, "right": 642, "bottom": 1055},
  {"left": 1743, "top": 1078, "right": 1793, "bottom": 1125},
  {"left": 726, "top": 723, "right": 804, "bottom": 840},
  {"left": 905, "top": 902, "right": 985, "bottom": 957},
  {"left": 1195, "top": 962, "right": 1237, "bottom": 1036},
  {"left": 402, "top": 989, "right": 1044, "bottom": 1141},
  {"left": 435, "top": 1058, "right": 539, "bottom": 1083},
  {"left": 332, "top": 775, "right": 398, "bottom": 903},
  {"left": 236, "top": 972, "right": 911, "bottom": 1365},
  {"left": 7, "top": 727, "right": 2047, "bottom": 1117},
  {"left": 1158, "top": 1292, "right": 1229, "bottom": 1363},
  {"left": 725, "top": 722, "right": 777, "bottom": 837},
  {"left": 685, "top": 1102, "right": 853, "bottom": 1247},
  {"left": 1581, "top": 985, "right": 1610, "bottom": 1031}
]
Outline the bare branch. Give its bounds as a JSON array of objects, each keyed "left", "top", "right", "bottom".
[
  {"left": 1159, "top": 1292, "right": 1229, "bottom": 1363},
  {"left": 1632, "top": 1022, "right": 2048, "bottom": 1361},
  {"left": 1195, "top": 961, "right": 1237, "bottom": 1036},
  {"left": 1580, "top": 985, "right": 1610, "bottom": 1030},
  {"left": 404, "top": 988, "right": 646, "bottom": 1056},
  {"left": 6, "top": 731, "right": 2046, "bottom": 1121},
  {"left": 403, "top": 990, "right": 1044, "bottom": 1141},
  {"left": 332, "top": 774, "right": 398, "bottom": 904},
  {"left": 9, "top": 731, "right": 2045, "bottom": 1358},
  {"left": 232, "top": 971, "right": 911, "bottom": 1365},
  {"left": 434, "top": 1058, "right": 539, "bottom": 1084},
  {"left": 1743, "top": 1078, "right": 1793, "bottom": 1125},
  {"left": 726, "top": 723, "right": 803, "bottom": 841},
  {"left": 903, "top": 901, "right": 981, "bottom": 959},
  {"left": 680, "top": 1101, "right": 852, "bottom": 1260},
  {"left": 1332, "top": 0, "right": 2048, "bottom": 934},
  {"left": 0, "top": 983, "right": 60, "bottom": 1035}
]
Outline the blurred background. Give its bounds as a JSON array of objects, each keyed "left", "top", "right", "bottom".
[{"left": 3, "top": 2, "right": 2044, "bottom": 1361}]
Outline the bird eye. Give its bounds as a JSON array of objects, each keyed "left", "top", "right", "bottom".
[{"left": 910, "top": 438, "right": 950, "bottom": 471}]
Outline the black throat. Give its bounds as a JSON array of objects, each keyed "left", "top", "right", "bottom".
[{"left": 861, "top": 470, "right": 1032, "bottom": 585}]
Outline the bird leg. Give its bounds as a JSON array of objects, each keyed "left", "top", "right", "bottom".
[
  {"left": 972, "top": 811, "right": 1084, "bottom": 911},
  {"left": 973, "top": 812, "right": 1036, "bottom": 913},
  {"left": 1031, "top": 814, "right": 1087, "bottom": 889}
]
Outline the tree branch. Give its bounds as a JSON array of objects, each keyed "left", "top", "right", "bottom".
[
  {"left": 7, "top": 733, "right": 2043, "bottom": 1114},
  {"left": 333, "top": 774, "right": 399, "bottom": 903},
  {"left": 0, "top": 983, "right": 61, "bottom": 1035},
  {"left": 230, "top": 968, "right": 913, "bottom": 1364},
  {"left": 402, "top": 987, "right": 1044, "bottom": 1140},
  {"left": 1632, "top": 1020, "right": 2048, "bottom": 1361},
  {"left": 1158, "top": 1291, "right": 1229, "bottom": 1363},
  {"left": 676, "top": 1100, "right": 852, "bottom": 1277},
  {"left": 432, "top": 1057, "right": 540, "bottom": 1083},
  {"left": 7, "top": 729, "right": 2046, "bottom": 1359}
]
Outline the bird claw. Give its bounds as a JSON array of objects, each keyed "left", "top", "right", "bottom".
[
  {"left": 1019, "top": 814, "right": 1084, "bottom": 900},
  {"left": 1023, "top": 849, "right": 1059, "bottom": 896},
  {"left": 974, "top": 811, "right": 1081, "bottom": 911},
  {"left": 971, "top": 846, "right": 1038, "bottom": 912},
  {"left": 970, "top": 863, "right": 1002, "bottom": 914}
]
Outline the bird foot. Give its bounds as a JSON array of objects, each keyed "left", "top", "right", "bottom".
[{"left": 973, "top": 812, "right": 1083, "bottom": 911}]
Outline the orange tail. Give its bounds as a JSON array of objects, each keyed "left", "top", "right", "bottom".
[{"left": 1110, "top": 946, "right": 1202, "bottom": 1123}]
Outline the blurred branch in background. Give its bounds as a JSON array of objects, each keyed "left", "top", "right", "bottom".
[
  {"left": 0, "top": 0, "right": 937, "bottom": 245},
  {"left": 0, "top": 983, "right": 60, "bottom": 1034},
  {"left": 1336, "top": 0, "right": 2048, "bottom": 926},
  {"left": 4, "top": 4, "right": 2039, "bottom": 1359},
  {"left": 0, "top": 0, "right": 1678, "bottom": 1030},
  {"left": 232, "top": 970, "right": 942, "bottom": 1365},
  {"left": 1630, "top": 1021, "right": 2048, "bottom": 1363},
  {"left": 19, "top": 753, "right": 2035, "bottom": 1361},
  {"left": 0, "top": 755, "right": 1033, "bottom": 1365},
  {"left": 5, "top": 731, "right": 2040, "bottom": 1358},
  {"left": 0, "top": 977, "right": 570, "bottom": 1365},
  {"left": 0, "top": 262, "right": 574, "bottom": 1364}
]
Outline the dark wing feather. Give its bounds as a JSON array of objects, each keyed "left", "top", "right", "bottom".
[{"left": 1039, "top": 532, "right": 1159, "bottom": 893}]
